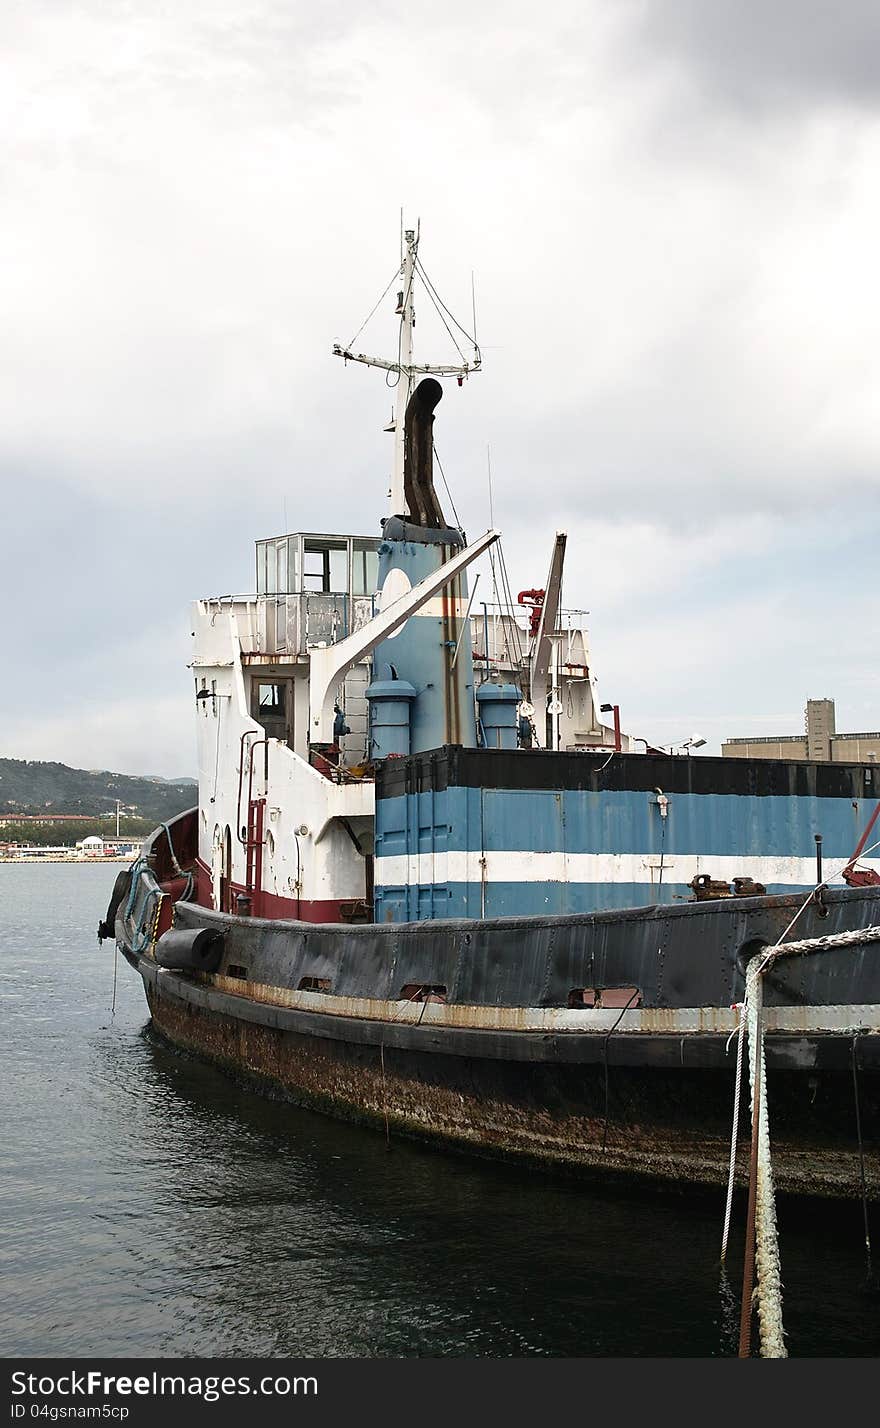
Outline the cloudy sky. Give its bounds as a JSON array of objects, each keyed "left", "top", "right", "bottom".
[{"left": 2, "top": 0, "right": 879, "bottom": 775}]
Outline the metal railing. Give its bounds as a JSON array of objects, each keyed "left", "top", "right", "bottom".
[{"left": 202, "top": 592, "right": 378, "bottom": 658}]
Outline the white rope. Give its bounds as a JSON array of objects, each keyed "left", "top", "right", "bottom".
[
  {"left": 720, "top": 1006, "right": 745, "bottom": 1264},
  {"left": 722, "top": 919, "right": 880, "bottom": 1350},
  {"left": 745, "top": 956, "right": 787, "bottom": 1358},
  {"left": 757, "top": 829, "right": 880, "bottom": 953},
  {"left": 757, "top": 922, "right": 880, "bottom": 971}
]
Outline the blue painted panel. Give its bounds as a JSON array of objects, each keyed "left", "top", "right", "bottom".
[
  {"left": 373, "top": 779, "right": 872, "bottom": 920},
  {"left": 481, "top": 789, "right": 564, "bottom": 853},
  {"left": 371, "top": 539, "right": 477, "bottom": 753},
  {"left": 416, "top": 787, "right": 448, "bottom": 854},
  {"left": 375, "top": 877, "right": 811, "bottom": 921},
  {"left": 376, "top": 787, "right": 868, "bottom": 862}
]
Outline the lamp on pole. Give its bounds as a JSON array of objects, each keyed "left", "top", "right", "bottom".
[{"left": 600, "top": 703, "right": 621, "bottom": 753}]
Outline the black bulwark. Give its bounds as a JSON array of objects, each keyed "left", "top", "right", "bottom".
[{"left": 376, "top": 745, "right": 880, "bottom": 802}]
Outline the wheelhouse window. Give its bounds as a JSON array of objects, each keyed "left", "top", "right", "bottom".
[
  {"left": 256, "top": 537, "right": 297, "bottom": 595},
  {"left": 352, "top": 543, "right": 379, "bottom": 595},
  {"left": 255, "top": 533, "right": 380, "bottom": 597},
  {"left": 303, "top": 540, "right": 348, "bottom": 593}
]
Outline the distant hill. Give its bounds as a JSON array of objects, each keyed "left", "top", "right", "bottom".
[{"left": 0, "top": 759, "right": 198, "bottom": 823}]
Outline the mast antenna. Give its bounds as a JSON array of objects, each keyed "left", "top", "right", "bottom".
[
  {"left": 487, "top": 444, "right": 500, "bottom": 630},
  {"left": 332, "top": 222, "right": 480, "bottom": 518}
]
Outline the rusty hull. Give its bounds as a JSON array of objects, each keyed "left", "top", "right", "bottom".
[{"left": 143, "top": 962, "right": 879, "bottom": 1202}]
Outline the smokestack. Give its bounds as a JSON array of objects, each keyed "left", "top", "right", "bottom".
[{"left": 403, "top": 378, "right": 445, "bottom": 527}]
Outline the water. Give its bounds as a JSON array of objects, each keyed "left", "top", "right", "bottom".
[{"left": 1, "top": 863, "right": 876, "bottom": 1358}]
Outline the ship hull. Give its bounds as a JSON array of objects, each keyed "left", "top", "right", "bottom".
[
  {"left": 110, "top": 811, "right": 880, "bottom": 1200},
  {"left": 123, "top": 935, "right": 880, "bottom": 1202}
]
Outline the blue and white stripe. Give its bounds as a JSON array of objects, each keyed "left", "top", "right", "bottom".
[{"left": 374, "top": 785, "right": 879, "bottom": 920}]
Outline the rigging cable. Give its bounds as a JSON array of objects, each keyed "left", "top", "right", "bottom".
[
  {"left": 432, "top": 441, "right": 463, "bottom": 532},
  {"left": 416, "top": 263, "right": 468, "bottom": 364},
  {"left": 496, "top": 540, "right": 526, "bottom": 671},
  {"left": 415, "top": 256, "right": 482, "bottom": 362},
  {"left": 346, "top": 267, "right": 402, "bottom": 352}
]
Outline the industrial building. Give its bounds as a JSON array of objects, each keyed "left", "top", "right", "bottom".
[{"left": 722, "top": 699, "right": 880, "bottom": 763}]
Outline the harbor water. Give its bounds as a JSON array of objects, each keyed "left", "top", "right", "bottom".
[{"left": 1, "top": 863, "right": 877, "bottom": 1358}]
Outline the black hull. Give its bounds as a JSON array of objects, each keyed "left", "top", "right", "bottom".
[
  {"left": 169, "top": 884, "right": 880, "bottom": 1010},
  {"left": 122, "top": 936, "right": 880, "bottom": 1202},
  {"left": 111, "top": 813, "right": 880, "bottom": 1200}
]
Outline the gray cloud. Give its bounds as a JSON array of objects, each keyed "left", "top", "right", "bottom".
[
  {"left": 2, "top": 1, "right": 879, "bottom": 773},
  {"left": 629, "top": 1, "right": 880, "bottom": 112}
]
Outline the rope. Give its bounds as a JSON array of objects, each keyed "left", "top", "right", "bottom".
[
  {"left": 110, "top": 943, "right": 118, "bottom": 1021},
  {"left": 720, "top": 1008, "right": 746, "bottom": 1264},
  {"left": 851, "top": 1034, "right": 874, "bottom": 1284},
  {"left": 379, "top": 1042, "right": 391, "bottom": 1148},
  {"left": 120, "top": 851, "right": 192, "bottom": 957},
  {"left": 159, "top": 821, "right": 183, "bottom": 878},
  {"left": 745, "top": 957, "right": 787, "bottom": 1358},
  {"left": 756, "top": 923, "right": 880, "bottom": 967},
  {"left": 122, "top": 856, "right": 164, "bottom": 954},
  {"left": 723, "top": 920, "right": 880, "bottom": 1356},
  {"left": 738, "top": 966, "right": 762, "bottom": 1358},
  {"left": 738, "top": 830, "right": 880, "bottom": 966},
  {"left": 600, "top": 989, "right": 641, "bottom": 1153},
  {"left": 211, "top": 698, "right": 223, "bottom": 803},
  {"left": 376, "top": 986, "right": 434, "bottom": 1149}
]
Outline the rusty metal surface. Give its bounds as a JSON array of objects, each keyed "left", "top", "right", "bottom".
[
  {"left": 144, "top": 972, "right": 879, "bottom": 1201},
  {"left": 203, "top": 971, "right": 880, "bottom": 1037}
]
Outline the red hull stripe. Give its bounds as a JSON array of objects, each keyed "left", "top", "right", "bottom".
[{"left": 193, "top": 857, "right": 358, "bottom": 924}]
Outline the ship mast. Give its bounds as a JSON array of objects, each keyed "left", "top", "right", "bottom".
[
  {"left": 391, "top": 228, "right": 417, "bottom": 515},
  {"left": 333, "top": 223, "right": 479, "bottom": 519}
]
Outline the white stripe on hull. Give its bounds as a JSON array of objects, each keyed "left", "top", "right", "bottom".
[{"left": 374, "top": 850, "right": 880, "bottom": 887}]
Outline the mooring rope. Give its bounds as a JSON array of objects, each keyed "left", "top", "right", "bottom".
[
  {"left": 850, "top": 1033, "right": 874, "bottom": 1284},
  {"left": 159, "top": 821, "right": 184, "bottom": 878},
  {"left": 122, "top": 857, "right": 164, "bottom": 954},
  {"left": 110, "top": 943, "right": 118, "bottom": 1021},
  {"left": 745, "top": 956, "right": 787, "bottom": 1358},
  {"left": 738, "top": 963, "right": 763, "bottom": 1359},
  {"left": 755, "top": 923, "right": 880, "bottom": 966},
  {"left": 724, "top": 920, "right": 880, "bottom": 1356},
  {"left": 720, "top": 1008, "right": 746, "bottom": 1265}
]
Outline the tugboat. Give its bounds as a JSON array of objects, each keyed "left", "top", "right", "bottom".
[{"left": 101, "top": 225, "right": 880, "bottom": 1203}]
